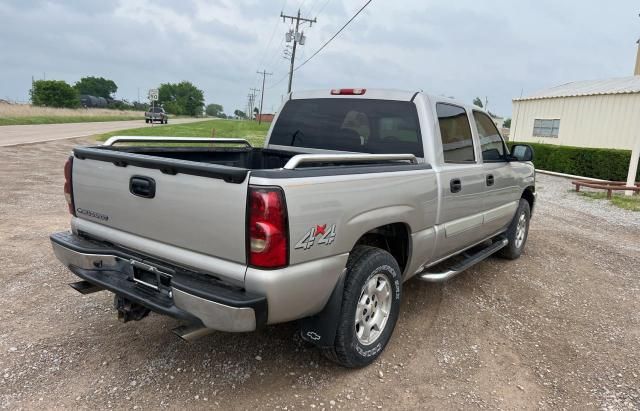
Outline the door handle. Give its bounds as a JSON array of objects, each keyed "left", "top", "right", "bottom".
[
  {"left": 130, "top": 176, "right": 156, "bottom": 198},
  {"left": 486, "top": 174, "right": 495, "bottom": 186},
  {"left": 450, "top": 178, "right": 462, "bottom": 193}
]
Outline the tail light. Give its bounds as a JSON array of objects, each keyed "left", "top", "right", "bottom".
[
  {"left": 247, "top": 186, "right": 288, "bottom": 268},
  {"left": 63, "top": 156, "right": 76, "bottom": 216},
  {"left": 330, "top": 88, "right": 366, "bottom": 95}
]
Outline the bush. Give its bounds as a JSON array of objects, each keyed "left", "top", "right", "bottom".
[
  {"left": 30, "top": 80, "right": 80, "bottom": 108},
  {"left": 510, "top": 142, "right": 640, "bottom": 181}
]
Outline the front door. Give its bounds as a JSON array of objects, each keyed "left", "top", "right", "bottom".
[{"left": 472, "top": 111, "right": 520, "bottom": 236}]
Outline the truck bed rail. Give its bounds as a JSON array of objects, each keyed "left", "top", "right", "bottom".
[
  {"left": 283, "top": 153, "right": 417, "bottom": 170},
  {"left": 103, "top": 136, "right": 252, "bottom": 147}
]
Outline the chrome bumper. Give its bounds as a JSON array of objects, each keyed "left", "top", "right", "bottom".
[{"left": 50, "top": 232, "right": 263, "bottom": 332}]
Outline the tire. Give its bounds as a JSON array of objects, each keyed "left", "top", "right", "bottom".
[
  {"left": 498, "top": 198, "right": 531, "bottom": 260},
  {"left": 145, "top": 119, "right": 149, "bottom": 123},
  {"left": 323, "top": 246, "right": 402, "bottom": 368}
]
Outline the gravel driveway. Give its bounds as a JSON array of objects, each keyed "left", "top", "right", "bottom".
[{"left": 1, "top": 139, "right": 638, "bottom": 410}]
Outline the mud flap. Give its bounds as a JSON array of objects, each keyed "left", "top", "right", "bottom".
[{"left": 299, "top": 272, "right": 345, "bottom": 349}]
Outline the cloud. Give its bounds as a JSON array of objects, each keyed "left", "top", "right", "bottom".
[{"left": 0, "top": 0, "right": 638, "bottom": 117}]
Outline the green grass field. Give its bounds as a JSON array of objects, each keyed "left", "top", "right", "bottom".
[
  {"left": 0, "top": 115, "right": 144, "bottom": 126},
  {"left": 577, "top": 191, "right": 640, "bottom": 212},
  {"left": 96, "top": 119, "right": 271, "bottom": 146}
]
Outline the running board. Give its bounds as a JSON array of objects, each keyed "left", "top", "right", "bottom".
[
  {"left": 69, "top": 280, "right": 104, "bottom": 295},
  {"left": 418, "top": 238, "right": 508, "bottom": 283}
]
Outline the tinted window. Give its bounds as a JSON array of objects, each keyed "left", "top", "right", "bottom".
[
  {"left": 269, "top": 99, "right": 423, "bottom": 157},
  {"left": 473, "top": 111, "right": 506, "bottom": 161},
  {"left": 151, "top": 107, "right": 164, "bottom": 113},
  {"left": 436, "top": 103, "right": 475, "bottom": 163}
]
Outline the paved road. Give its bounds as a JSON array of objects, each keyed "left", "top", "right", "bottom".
[{"left": 0, "top": 118, "right": 204, "bottom": 147}]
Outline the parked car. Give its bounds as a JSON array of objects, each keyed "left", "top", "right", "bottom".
[
  {"left": 145, "top": 106, "right": 168, "bottom": 124},
  {"left": 51, "top": 88, "right": 535, "bottom": 368}
]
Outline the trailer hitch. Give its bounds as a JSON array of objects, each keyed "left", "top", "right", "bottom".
[{"left": 114, "top": 295, "right": 150, "bottom": 323}]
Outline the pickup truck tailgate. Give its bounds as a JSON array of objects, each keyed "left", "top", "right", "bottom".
[{"left": 71, "top": 156, "right": 248, "bottom": 264}]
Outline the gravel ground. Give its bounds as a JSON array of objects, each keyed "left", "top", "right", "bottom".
[{"left": 0, "top": 139, "right": 638, "bottom": 410}]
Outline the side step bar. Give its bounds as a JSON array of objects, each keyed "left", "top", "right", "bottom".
[
  {"left": 418, "top": 238, "right": 508, "bottom": 283},
  {"left": 69, "top": 280, "right": 104, "bottom": 295}
]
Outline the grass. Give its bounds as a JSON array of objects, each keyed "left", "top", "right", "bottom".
[
  {"left": 576, "top": 191, "right": 640, "bottom": 212},
  {"left": 96, "top": 119, "right": 271, "bottom": 146},
  {"left": 0, "top": 103, "right": 145, "bottom": 126}
]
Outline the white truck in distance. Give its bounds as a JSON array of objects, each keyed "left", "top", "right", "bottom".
[{"left": 51, "top": 88, "right": 535, "bottom": 368}]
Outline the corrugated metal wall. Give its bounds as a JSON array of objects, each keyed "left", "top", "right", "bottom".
[{"left": 511, "top": 93, "right": 640, "bottom": 150}]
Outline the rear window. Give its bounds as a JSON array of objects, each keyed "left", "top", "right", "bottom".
[
  {"left": 269, "top": 99, "right": 423, "bottom": 157},
  {"left": 151, "top": 107, "right": 164, "bottom": 113}
]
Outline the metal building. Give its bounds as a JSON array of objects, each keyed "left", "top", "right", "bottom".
[{"left": 510, "top": 76, "right": 640, "bottom": 150}]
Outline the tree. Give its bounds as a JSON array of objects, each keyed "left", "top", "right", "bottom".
[
  {"left": 30, "top": 80, "right": 80, "bottom": 108},
  {"left": 472, "top": 97, "right": 483, "bottom": 108},
  {"left": 205, "top": 103, "right": 224, "bottom": 117},
  {"left": 74, "top": 76, "right": 118, "bottom": 99},
  {"left": 503, "top": 118, "right": 511, "bottom": 128},
  {"left": 158, "top": 81, "right": 204, "bottom": 116},
  {"left": 234, "top": 109, "right": 246, "bottom": 119}
]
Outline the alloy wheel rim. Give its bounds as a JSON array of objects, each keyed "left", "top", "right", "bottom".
[
  {"left": 515, "top": 212, "right": 527, "bottom": 249},
  {"left": 355, "top": 273, "right": 392, "bottom": 346}
]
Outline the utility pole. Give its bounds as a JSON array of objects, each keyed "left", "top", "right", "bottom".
[
  {"left": 246, "top": 93, "right": 253, "bottom": 119},
  {"left": 281, "top": 9, "right": 316, "bottom": 94},
  {"left": 249, "top": 88, "right": 260, "bottom": 120},
  {"left": 256, "top": 70, "right": 273, "bottom": 124}
]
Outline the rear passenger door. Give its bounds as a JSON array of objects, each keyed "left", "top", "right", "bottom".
[
  {"left": 432, "top": 103, "right": 487, "bottom": 260},
  {"left": 472, "top": 111, "right": 520, "bottom": 235}
]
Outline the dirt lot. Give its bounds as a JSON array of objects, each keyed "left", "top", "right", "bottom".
[{"left": 1, "top": 138, "right": 638, "bottom": 410}]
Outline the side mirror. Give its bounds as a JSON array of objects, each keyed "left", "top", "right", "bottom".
[{"left": 510, "top": 144, "right": 534, "bottom": 162}]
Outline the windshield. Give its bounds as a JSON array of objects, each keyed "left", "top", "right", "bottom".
[{"left": 269, "top": 98, "right": 423, "bottom": 157}]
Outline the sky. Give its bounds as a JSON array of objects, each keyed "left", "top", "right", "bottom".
[{"left": 0, "top": 0, "right": 638, "bottom": 117}]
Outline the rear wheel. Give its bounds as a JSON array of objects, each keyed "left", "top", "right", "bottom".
[
  {"left": 498, "top": 198, "right": 531, "bottom": 260},
  {"left": 323, "top": 246, "right": 401, "bottom": 368}
]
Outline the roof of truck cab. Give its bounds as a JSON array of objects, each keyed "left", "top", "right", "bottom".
[
  {"left": 290, "top": 89, "right": 420, "bottom": 101},
  {"left": 289, "top": 89, "right": 475, "bottom": 110}
]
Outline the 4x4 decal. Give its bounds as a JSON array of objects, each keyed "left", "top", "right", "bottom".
[{"left": 295, "top": 224, "right": 336, "bottom": 250}]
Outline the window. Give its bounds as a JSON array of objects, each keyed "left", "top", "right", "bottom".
[
  {"left": 269, "top": 99, "right": 424, "bottom": 157},
  {"left": 436, "top": 103, "right": 475, "bottom": 163},
  {"left": 533, "top": 119, "right": 560, "bottom": 137},
  {"left": 473, "top": 111, "right": 506, "bottom": 161}
]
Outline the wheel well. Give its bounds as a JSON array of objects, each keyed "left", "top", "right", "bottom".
[
  {"left": 353, "top": 223, "right": 410, "bottom": 273},
  {"left": 522, "top": 186, "right": 535, "bottom": 213}
]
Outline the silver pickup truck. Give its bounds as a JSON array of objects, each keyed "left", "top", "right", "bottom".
[{"left": 51, "top": 88, "right": 535, "bottom": 368}]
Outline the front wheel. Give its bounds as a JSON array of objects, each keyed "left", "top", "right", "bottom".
[
  {"left": 498, "top": 198, "right": 531, "bottom": 260},
  {"left": 323, "top": 246, "right": 402, "bottom": 368}
]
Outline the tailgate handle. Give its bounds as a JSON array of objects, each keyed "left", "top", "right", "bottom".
[{"left": 130, "top": 176, "right": 156, "bottom": 198}]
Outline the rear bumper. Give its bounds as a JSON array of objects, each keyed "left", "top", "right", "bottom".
[{"left": 50, "top": 231, "right": 266, "bottom": 332}]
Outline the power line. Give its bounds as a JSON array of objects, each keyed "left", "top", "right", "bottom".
[
  {"left": 294, "top": 0, "right": 372, "bottom": 72},
  {"left": 315, "top": 0, "right": 332, "bottom": 16},
  {"left": 256, "top": 0, "right": 289, "bottom": 71}
]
